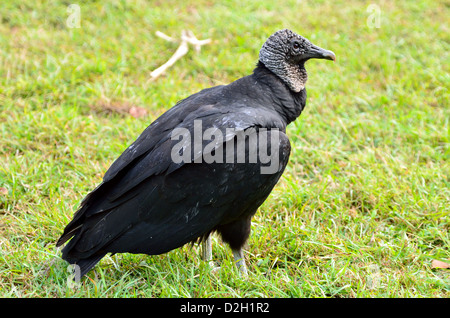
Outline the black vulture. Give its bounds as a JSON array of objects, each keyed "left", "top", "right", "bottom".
[{"left": 57, "top": 29, "right": 335, "bottom": 278}]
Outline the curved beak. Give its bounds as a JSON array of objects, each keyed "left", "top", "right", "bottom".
[{"left": 303, "top": 43, "right": 336, "bottom": 62}]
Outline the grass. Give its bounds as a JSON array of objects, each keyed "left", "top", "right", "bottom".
[{"left": 0, "top": 0, "right": 449, "bottom": 297}]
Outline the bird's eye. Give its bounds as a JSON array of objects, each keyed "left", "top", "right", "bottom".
[{"left": 292, "top": 41, "right": 301, "bottom": 51}]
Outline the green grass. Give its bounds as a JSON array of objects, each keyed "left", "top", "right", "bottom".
[{"left": 0, "top": 0, "right": 449, "bottom": 297}]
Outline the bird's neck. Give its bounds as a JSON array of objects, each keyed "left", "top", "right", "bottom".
[{"left": 252, "top": 61, "right": 307, "bottom": 125}]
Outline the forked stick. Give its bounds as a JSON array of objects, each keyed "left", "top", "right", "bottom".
[{"left": 150, "top": 30, "right": 211, "bottom": 80}]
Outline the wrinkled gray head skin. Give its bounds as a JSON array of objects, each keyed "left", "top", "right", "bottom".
[{"left": 259, "top": 29, "right": 335, "bottom": 92}]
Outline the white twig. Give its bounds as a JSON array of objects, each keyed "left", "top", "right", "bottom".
[
  {"left": 182, "top": 30, "right": 212, "bottom": 52},
  {"left": 150, "top": 41, "right": 189, "bottom": 79},
  {"left": 150, "top": 30, "right": 211, "bottom": 80},
  {"left": 155, "top": 31, "right": 177, "bottom": 43}
]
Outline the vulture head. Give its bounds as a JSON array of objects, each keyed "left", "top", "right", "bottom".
[{"left": 259, "top": 29, "right": 336, "bottom": 93}]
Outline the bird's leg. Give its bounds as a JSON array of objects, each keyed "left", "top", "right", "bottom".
[
  {"left": 201, "top": 234, "right": 217, "bottom": 270},
  {"left": 232, "top": 248, "right": 248, "bottom": 276},
  {"left": 201, "top": 234, "right": 212, "bottom": 261}
]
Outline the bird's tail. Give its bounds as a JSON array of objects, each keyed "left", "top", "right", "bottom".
[
  {"left": 59, "top": 231, "right": 107, "bottom": 279},
  {"left": 65, "top": 252, "right": 106, "bottom": 280}
]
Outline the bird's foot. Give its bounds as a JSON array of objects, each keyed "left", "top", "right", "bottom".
[
  {"left": 233, "top": 249, "right": 249, "bottom": 277},
  {"left": 206, "top": 261, "right": 221, "bottom": 274}
]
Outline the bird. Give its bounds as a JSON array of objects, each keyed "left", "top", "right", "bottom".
[{"left": 57, "top": 29, "right": 335, "bottom": 279}]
